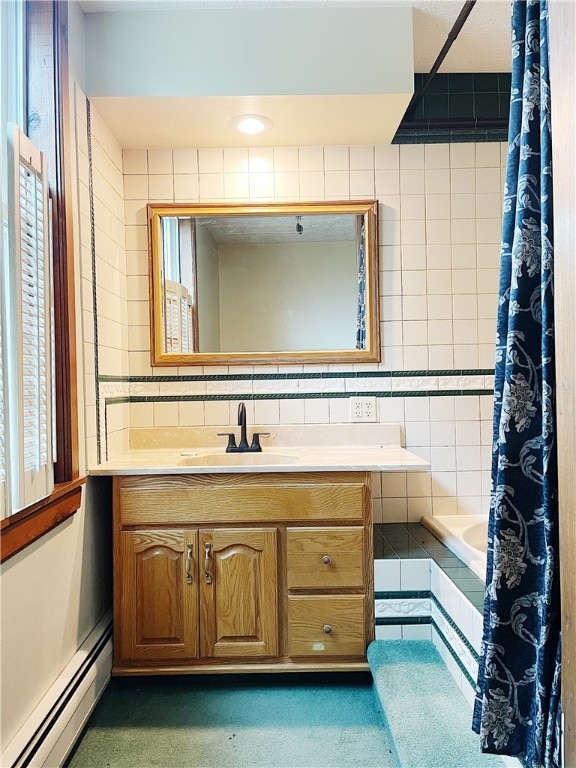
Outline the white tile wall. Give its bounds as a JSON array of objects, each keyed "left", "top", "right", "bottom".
[
  {"left": 83, "top": 133, "right": 505, "bottom": 507},
  {"left": 76, "top": 90, "right": 130, "bottom": 463}
]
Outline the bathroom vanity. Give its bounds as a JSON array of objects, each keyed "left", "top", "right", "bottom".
[
  {"left": 113, "top": 470, "right": 373, "bottom": 674},
  {"left": 92, "top": 424, "right": 429, "bottom": 675}
]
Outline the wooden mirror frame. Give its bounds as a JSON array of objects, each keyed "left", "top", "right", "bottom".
[{"left": 148, "top": 200, "right": 380, "bottom": 366}]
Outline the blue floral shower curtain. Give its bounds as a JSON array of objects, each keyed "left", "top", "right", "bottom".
[
  {"left": 356, "top": 222, "right": 366, "bottom": 349},
  {"left": 472, "top": 2, "right": 562, "bottom": 767}
]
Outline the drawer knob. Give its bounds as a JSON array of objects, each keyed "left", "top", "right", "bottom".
[
  {"left": 322, "top": 624, "right": 333, "bottom": 634},
  {"left": 321, "top": 555, "right": 331, "bottom": 565}
]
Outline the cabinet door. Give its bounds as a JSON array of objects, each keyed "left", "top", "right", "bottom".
[
  {"left": 200, "top": 528, "right": 278, "bottom": 659},
  {"left": 118, "top": 530, "right": 198, "bottom": 663}
]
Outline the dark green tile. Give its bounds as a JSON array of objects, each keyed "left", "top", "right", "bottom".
[
  {"left": 423, "top": 94, "right": 450, "bottom": 118},
  {"left": 381, "top": 523, "right": 409, "bottom": 534},
  {"left": 374, "top": 536, "right": 398, "bottom": 560},
  {"left": 426, "top": 73, "right": 449, "bottom": 94},
  {"left": 432, "top": 558, "right": 466, "bottom": 571},
  {"left": 453, "top": 578, "right": 485, "bottom": 593},
  {"left": 475, "top": 93, "right": 500, "bottom": 118},
  {"left": 499, "top": 92, "right": 511, "bottom": 119},
  {"left": 471, "top": 594, "right": 486, "bottom": 610},
  {"left": 448, "top": 133, "right": 479, "bottom": 143},
  {"left": 414, "top": 73, "right": 425, "bottom": 89},
  {"left": 413, "top": 101, "right": 425, "bottom": 120},
  {"left": 449, "top": 73, "right": 474, "bottom": 93},
  {"left": 498, "top": 72, "right": 512, "bottom": 92},
  {"left": 448, "top": 93, "right": 475, "bottom": 119},
  {"left": 392, "top": 545, "right": 429, "bottom": 559},
  {"left": 474, "top": 73, "right": 499, "bottom": 93}
]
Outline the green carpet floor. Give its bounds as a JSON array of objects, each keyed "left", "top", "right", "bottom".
[{"left": 65, "top": 673, "right": 397, "bottom": 768}]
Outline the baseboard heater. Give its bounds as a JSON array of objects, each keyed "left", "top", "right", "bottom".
[{"left": 1, "top": 610, "right": 113, "bottom": 768}]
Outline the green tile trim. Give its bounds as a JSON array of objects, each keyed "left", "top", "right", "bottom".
[
  {"left": 98, "top": 368, "right": 495, "bottom": 384},
  {"left": 126, "top": 389, "right": 493, "bottom": 404},
  {"left": 376, "top": 617, "right": 432, "bottom": 626},
  {"left": 394, "top": 130, "right": 508, "bottom": 145},
  {"left": 374, "top": 592, "right": 480, "bottom": 664},
  {"left": 432, "top": 621, "right": 477, "bottom": 689},
  {"left": 104, "top": 397, "right": 131, "bottom": 405},
  {"left": 86, "top": 99, "right": 101, "bottom": 464},
  {"left": 430, "top": 594, "right": 479, "bottom": 663}
]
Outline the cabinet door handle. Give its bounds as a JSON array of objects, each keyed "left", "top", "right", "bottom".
[
  {"left": 322, "top": 624, "right": 333, "bottom": 634},
  {"left": 321, "top": 555, "right": 331, "bottom": 565},
  {"left": 185, "top": 543, "right": 193, "bottom": 584},
  {"left": 204, "top": 542, "right": 212, "bottom": 584}
]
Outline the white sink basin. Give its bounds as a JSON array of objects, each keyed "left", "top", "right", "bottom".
[{"left": 178, "top": 452, "right": 299, "bottom": 467}]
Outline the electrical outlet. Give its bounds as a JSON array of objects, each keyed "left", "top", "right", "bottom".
[{"left": 350, "top": 396, "right": 377, "bottom": 422}]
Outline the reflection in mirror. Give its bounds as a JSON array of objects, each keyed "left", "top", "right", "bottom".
[{"left": 148, "top": 201, "right": 379, "bottom": 366}]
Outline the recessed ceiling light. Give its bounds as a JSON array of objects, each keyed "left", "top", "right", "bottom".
[{"left": 230, "top": 114, "right": 273, "bottom": 135}]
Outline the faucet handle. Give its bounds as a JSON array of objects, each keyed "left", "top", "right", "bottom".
[
  {"left": 250, "top": 432, "right": 270, "bottom": 452},
  {"left": 217, "top": 432, "right": 238, "bottom": 452}
]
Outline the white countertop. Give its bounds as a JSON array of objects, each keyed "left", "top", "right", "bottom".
[
  {"left": 89, "top": 425, "right": 429, "bottom": 475},
  {"left": 89, "top": 445, "right": 429, "bottom": 475}
]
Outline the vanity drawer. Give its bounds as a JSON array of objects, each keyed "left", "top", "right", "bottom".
[
  {"left": 118, "top": 475, "right": 365, "bottom": 525},
  {"left": 286, "top": 527, "right": 364, "bottom": 589},
  {"left": 287, "top": 596, "right": 365, "bottom": 657}
]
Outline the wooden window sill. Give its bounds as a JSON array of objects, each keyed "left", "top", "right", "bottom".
[{"left": 0, "top": 477, "right": 86, "bottom": 563}]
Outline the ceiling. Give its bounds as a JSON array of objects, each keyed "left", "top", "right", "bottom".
[
  {"left": 195, "top": 213, "right": 357, "bottom": 244},
  {"left": 79, "top": 0, "right": 512, "bottom": 149}
]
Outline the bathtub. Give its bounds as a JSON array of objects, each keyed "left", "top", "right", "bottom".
[{"left": 420, "top": 514, "right": 488, "bottom": 582}]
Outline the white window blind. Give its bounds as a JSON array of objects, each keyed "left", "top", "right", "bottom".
[
  {"left": 164, "top": 279, "right": 194, "bottom": 353},
  {"left": 9, "top": 126, "right": 53, "bottom": 511}
]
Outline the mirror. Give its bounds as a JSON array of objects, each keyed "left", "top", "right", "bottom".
[{"left": 148, "top": 201, "right": 379, "bottom": 366}]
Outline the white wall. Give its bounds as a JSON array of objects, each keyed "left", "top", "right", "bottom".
[
  {"left": 0, "top": 481, "right": 112, "bottom": 750},
  {"left": 84, "top": 7, "right": 413, "bottom": 99},
  {"left": 0, "top": 12, "right": 118, "bottom": 748},
  {"left": 196, "top": 223, "right": 220, "bottom": 352}
]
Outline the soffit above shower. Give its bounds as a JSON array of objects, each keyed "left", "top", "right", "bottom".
[{"left": 84, "top": 6, "right": 414, "bottom": 148}]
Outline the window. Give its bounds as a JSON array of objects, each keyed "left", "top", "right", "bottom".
[
  {"left": 8, "top": 126, "right": 54, "bottom": 512},
  {"left": 0, "top": 0, "right": 27, "bottom": 520},
  {"left": 0, "top": 1, "right": 82, "bottom": 561}
]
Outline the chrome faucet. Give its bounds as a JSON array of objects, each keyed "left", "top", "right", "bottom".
[{"left": 217, "top": 402, "right": 269, "bottom": 453}]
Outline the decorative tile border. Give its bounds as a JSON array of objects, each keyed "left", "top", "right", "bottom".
[
  {"left": 375, "top": 597, "right": 431, "bottom": 620},
  {"left": 431, "top": 621, "right": 477, "bottom": 689},
  {"left": 126, "top": 390, "right": 493, "bottom": 403},
  {"left": 99, "top": 369, "right": 495, "bottom": 384},
  {"left": 431, "top": 600, "right": 478, "bottom": 686},
  {"left": 96, "top": 370, "right": 495, "bottom": 420}
]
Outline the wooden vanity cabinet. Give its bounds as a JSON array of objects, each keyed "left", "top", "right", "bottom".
[{"left": 113, "top": 472, "right": 373, "bottom": 674}]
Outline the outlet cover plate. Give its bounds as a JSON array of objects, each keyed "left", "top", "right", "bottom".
[{"left": 350, "top": 396, "right": 377, "bottom": 422}]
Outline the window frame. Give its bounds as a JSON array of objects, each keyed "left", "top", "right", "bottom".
[{"left": 1, "top": 0, "right": 82, "bottom": 563}]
